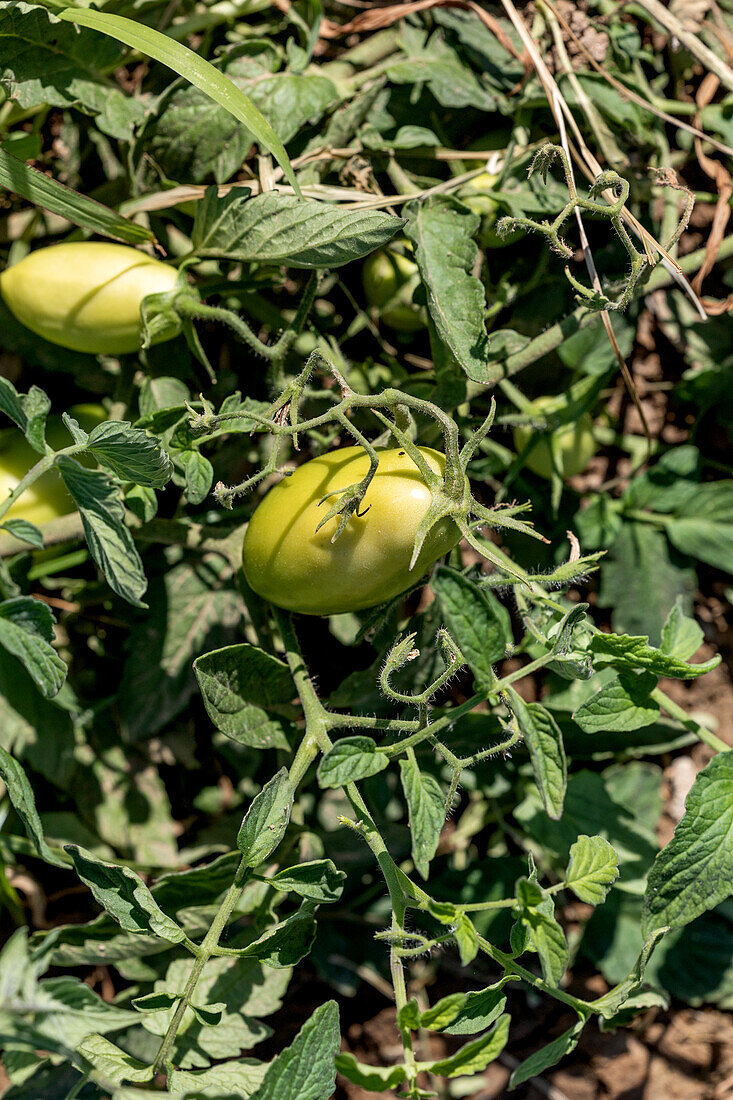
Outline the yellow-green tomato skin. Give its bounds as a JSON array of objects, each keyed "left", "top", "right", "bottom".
[
  {"left": 513, "top": 400, "right": 597, "bottom": 479},
  {"left": 0, "top": 243, "right": 179, "bottom": 355},
  {"left": 460, "top": 171, "right": 500, "bottom": 218},
  {"left": 0, "top": 404, "right": 107, "bottom": 527},
  {"left": 362, "top": 248, "right": 426, "bottom": 332},
  {"left": 242, "top": 447, "right": 461, "bottom": 616}
]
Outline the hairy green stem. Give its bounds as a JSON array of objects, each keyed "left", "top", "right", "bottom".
[
  {"left": 152, "top": 859, "right": 251, "bottom": 1074},
  {"left": 495, "top": 233, "right": 733, "bottom": 382},
  {"left": 652, "top": 687, "right": 730, "bottom": 755}
]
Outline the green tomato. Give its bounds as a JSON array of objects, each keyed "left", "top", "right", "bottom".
[
  {"left": 460, "top": 171, "right": 501, "bottom": 218},
  {"left": 0, "top": 404, "right": 107, "bottom": 527},
  {"left": 513, "top": 398, "right": 597, "bottom": 480},
  {"left": 362, "top": 246, "right": 426, "bottom": 332},
  {"left": 242, "top": 446, "right": 462, "bottom": 616},
  {"left": 0, "top": 242, "right": 180, "bottom": 355}
]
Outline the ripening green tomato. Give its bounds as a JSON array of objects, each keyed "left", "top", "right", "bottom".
[
  {"left": 460, "top": 171, "right": 501, "bottom": 219},
  {"left": 0, "top": 404, "right": 107, "bottom": 527},
  {"left": 242, "top": 447, "right": 462, "bottom": 616},
  {"left": 362, "top": 246, "right": 426, "bottom": 332},
  {"left": 513, "top": 398, "right": 597, "bottom": 480},
  {"left": 0, "top": 242, "right": 179, "bottom": 355}
]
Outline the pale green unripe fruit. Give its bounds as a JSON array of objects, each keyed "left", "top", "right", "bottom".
[
  {"left": 0, "top": 242, "right": 179, "bottom": 355},
  {"left": 243, "top": 447, "right": 462, "bottom": 616},
  {"left": 362, "top": 246, "right": 426, "bottom": 332},
  {"left": 513, "top": 397, "right": 598, "bottom": 479}
]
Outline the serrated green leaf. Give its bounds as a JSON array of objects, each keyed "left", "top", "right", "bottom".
[
  {"left": 194, "top": 643, "right": 293, "bottom": 751},
  {"left": 423, "top": 1013, "right": 510, "bottom": 1078},
  {"left": 59, "top": 9, "right": 302, "bottom": 196},
  {"left": 0, "top": 519, "right": 43, "bottom": 548},
  {"left": 660, "top": 597, "right": 704, "bottom": 660},
  {"left": 453, "top": 912, "right": 479, "bottom": 966},
  {"left": 590, "top": 631, "right": 719, "bottom": 679},
  {"left": 56, "top": 457, "right": 147, "bottom": 607},
  {"left": 65, "top": 845, "right": 185, "bottom": 944},
  {"left": 169, "top": 1060, "right": 268, "bottom": 1097},
  {"left": 237, "top": 768, "right": 294, "bottom": 867},
  {"left": 192, "top": 188, "right": 403, "bottom": 267},
  {"left": 0, "top": 745, "right": 66, "bottom": 867},
  {"left": 642, "top": 752, "right": 733, "bottom": 935},
  {"left": 399, "top": 756, "right": 444, "bottom": 880},
  {"left": 77, "top": 1034, "right": 154, "bottom": 1085},
  {"left": 508, "top": 692, "right": 567, "bottom": 820},
  {"left": 432, "top": 566, "right": 510, "bottom": 690},
  {"left": 513, "top": 876, "right": 568, "bottom": 986},
  {"left": 565, "top": 835, "right": 619, "bottom": 904},
  {"left": 405, "top": 195, "right": 491, "bottom": 383},
  {"left": 317, "top": 736, "right": 389, "bottom": 788},
  {"left": 270, "top": 860, "right": 345, "bottom": 904},
  {"left": 249, "top": 999, "right": 340, "bottom": 1100},
  {"left": 181, "top": 448, "right": 213, "bottom": 505},
  {"left": 0, "top": 598, "right": 66, "bottom": 698},
  {"left": 86, "top": 422, "right": 172, "bottom": 488},
  {"left": 573, "top": 672, "right": 659, "bottom": 734},
  {"left": 420, "top": 980, "right": 510, "bottom": 1035}
]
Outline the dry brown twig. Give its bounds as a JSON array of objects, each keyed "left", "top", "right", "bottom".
[{"left": 692, "top": 71, "right": 733, "bottom": 312}]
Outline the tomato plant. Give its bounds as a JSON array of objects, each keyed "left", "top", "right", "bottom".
[
  {"left": 0, "top": 4, "right": 731, "bottom": 1100},
  {"left": 243, "top": 446, "right": 461, "bottom": 615}
]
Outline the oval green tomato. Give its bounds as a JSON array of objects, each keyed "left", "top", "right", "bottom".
[
  {"left": 460, "top": 170, "right": 501, "bottom": 218},
  {"left": 0, "top": 404, "right": 107, "bottom": 527},
  {"left": 513, "top": 398, "right": 597, "bottom": 480},
  {"left": 0, "top": 242, "right": 179, "bottom": 355},
  {"left": 362, "top": 246, "right": 426, "bottom": 332},
  {"left": 242, "top": 447, "right": 461, "bottom": 616}
]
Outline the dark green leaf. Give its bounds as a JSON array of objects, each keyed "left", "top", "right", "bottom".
[
  {"left": 270, "top": 860, "right": 345, "bottom": 904},
  {"left": 249, "top": 999, "right": 340, "bottom": 1100},
  {"left": 193, "top": 189, "right": 403, "bottom": 268},
  {"left": 0, "top": 745, "right": 66, "bottom": 867},
  {"left": 424, "top": 1013, "right": 510, "bottom": 1078},
  {"left": 317, "top": 737, "right": 389, "bottom": 788},
  {"left": 86, "top": 422, "right": 172, "bottom": 488},
  {"left": 56, "top": 458, "right": 147, "bottom": 608},
  {"left": 405, "top": 196, "right": 491, "bottom": 383},
  {"left": 508, "top": 692, "right": 566, "bottom": 819},
  {"left": 432, "top": 566, "right": 511, "bottom": 690},
  {"left": 237, "top": 768, "right": 294, "bottom": 867},
  {"left": 0, "top": 598, "right": 66, "bottom": 698},
  {"left": 642, "top": 753, "right": 733, "bottom": 935},
  {"left": 65, "top": 846, "right": 185, "bottom": 943},
  {"left": 573, "top": 672, "right": 659, "bottom": 734},
  {"left": 194, "top": 643, "right": 293, "bottom": 751},
  {"left": 399, "top": 755, "right": 444, "bottom": 880}
]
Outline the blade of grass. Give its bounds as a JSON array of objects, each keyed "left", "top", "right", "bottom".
[
  {"left": 0, "top": 147, "right": 154, "bottom": 245},
  {"left": 58, "top": 8, "right": 302, "bottom": 199}
]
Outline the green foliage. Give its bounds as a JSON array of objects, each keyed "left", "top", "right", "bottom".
[{"left": 0, "top": 3, "right": 731, "bottom": 1097}]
